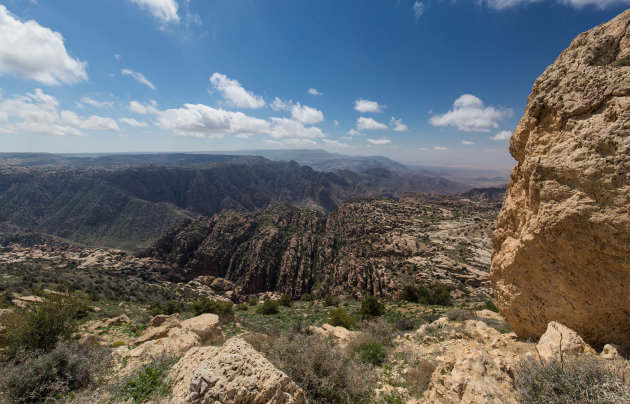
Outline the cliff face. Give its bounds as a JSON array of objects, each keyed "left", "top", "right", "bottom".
[
  {"left": 491, "top": 11, "right": 630, "bottom": 352},
  {"left": 147, "top": 196, "right": 499, "bottom": 298}
]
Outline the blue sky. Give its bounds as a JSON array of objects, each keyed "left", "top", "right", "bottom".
[{"left": 0, "top": 0, "right": 628, "bottom": 167}]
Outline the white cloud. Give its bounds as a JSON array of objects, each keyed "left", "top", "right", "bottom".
[
  {"left": 0, "top": 5, "right": 87, "bottom": 86},
  {"left": 461, "top": 140, "right": 475, "bottom": 145},
  {"left": 210, "top": 72, "right": 265, "bottom": 109},
  {"left": 114, "top": 54, "right": 122, "bottom": 60},
  {"left": 291, "top": 103, "right": 324, "bottom": 125},
  {"left": 489, "top": 130, "right": 512, "bottom": 140},
  {"left": 434, "top": 146, "right": 448, "bottom": 151},
  {"left": 347, "top": 129, "right": 361, "bottom": 137},
  {"left": 333, "top": 120, "right": 339, "bottom": 127},
  {"left": 390, "top": 117, "right": 409, "bottom": 132},
  {"left": 270, "top": 97, "right": 292, "bottom": 111},
  {"left": 357, "top": 116, "right": 387, "bottom": 131},
  {"left": 156, "top": 103, "right": 269, "bottom": 138},
  {"left": 429, "top": 94, "right": 512, "bottom": 132},
  {"left": 120, "top": 117, "right": 148, "bottom": 127},
  {"left": 413, "top": 2, "right": 425, "bottom": 19},
  {"left": 322, "top": 139, "right": 350, "bottom": 148},
  {"left": 0, "top": 88, "right": 118, "bottom": 136},
  {"left": 265, "top": 138, "right": 317, "bottom": 146},
  {"left": 268, "top": 117, "right": 326, "bottom": 139},
  {"left": 367, "top": 137, "right": 391, "bottom": 145},
  {"left": 307, "top": 88, "right": 322, "bottom": 96},
  {"left": 483, "top": 0, "right": 627, "bottom": 9},
  {"left": 130, "top": 0, "right": 179, "bottom": 23},
  {"left": 77, "top": 97, "right": 113, "bottom": 108},
  {"left": 354, "top": 98, "right": 383, "bottom": 113},
  {"left": 129, "top": 100, "right": 159, "bottom": 115},
  {"left": 122, "top": 69, "right": 156, "bottom": 90}
]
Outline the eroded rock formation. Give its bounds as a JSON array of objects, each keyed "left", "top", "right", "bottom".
[{"left": 491, "top": 10, "right": 630, "bottom": 352}]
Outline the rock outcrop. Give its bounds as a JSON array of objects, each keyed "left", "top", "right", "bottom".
[
  {"left": 536, "top": 321, "right": 595, "bottom": 361},
  {"left": 491, "top": 10, "right": 630, "bottom": 353},
  {"left": 168, "top": 338, "right": 306, "bottom": 404}
]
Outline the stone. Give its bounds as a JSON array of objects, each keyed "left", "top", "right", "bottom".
[
  {"left": 167, "top": 346, "right": 219, "bottom": 403},
  {"left": 188, "top": 338, "right": 306, "bottom": 404},
  {"left": 491, "top": 10, "right": 630, "bottom": 353},
  {"left": 181, "top": 313, "right": 225, "bottom": 344},
  {"left": 601, "top": 344, "right": 620, "bottom": 360},
  {"left": 124, "top": 328, "right": 200, "bottom": 374},
  {"left": 536, "top": 322, "right": 595, "bottom": 361},
  {"left": 135, "top": 313, "right": 182, "bottom": 345},
  {"left": 321, "top": 323, "right": 353, "bottom": 340}
]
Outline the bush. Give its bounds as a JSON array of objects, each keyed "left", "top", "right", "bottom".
[
  {"left": 122, "top": 358, "right": 174, "bottom": 403},
  {"left": 446, "top": 309, "right": 477, "bottom": 322},
  {"left": 405, "top": 359, "right": 437, "bottom": 396},
  {"left": 0, "top": 290, "right": 12, "bottom": 308},
  {"left": 400, "top": 285, "right": 419, "bottom": 303},
  {"left": 299, "top": 293, "right": 314, "bottom": 302},
  {"left": 0, "top": 340, "right": 110, "bottom": 402},
  {"left": 394, "top": 315, "right": 417, "bottom": 331},
  {"left": 256, "top": 298, "right": 279, "bottom": 315},
  {"left": 148, "top": 300, "right": 183, "bottom": 316},
  {"left": 483, "top": 300, "right": 499, "bottom": 312},
  {"left": 1, "top": 293, "right": 88, "bottom": 355},
  {"left": 358, "top": 318, "right": 394, "bottom": 346},
  {"left": 359, "top": 296, "right": 384, "bottom": 319},
  {"left": 328, "top": 307, "right": 355, "bottom": 329},
  {"left": 247, "top": 297, "right": 259, "bottom": 306},
  {"left": 515, "top": 356, "right": 630, "bottom": 404},
  {"left": 235, "top": 303, "right": 248, "bottom": 311},
  {"left": 416, "top": 284, "right": 452, "bottom": 306},
  {"left": 191, "top": 297, "right": 234, "bottom": 322},
  {"left": 279, "top": 293, "right": 292, "bottom": 307},
  {"left": 323, "top": 294, "right": 337, "bottom": 307},
  {"left": 264, "top": 332, "right": 375, "bottom": 403},
  {"left": 354, "top": 341, "right": 387, "bottom": 366}
]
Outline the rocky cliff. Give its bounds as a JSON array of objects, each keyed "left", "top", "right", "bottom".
[{"left": 491, "top": 11, "right": 630, "bottom": 352}]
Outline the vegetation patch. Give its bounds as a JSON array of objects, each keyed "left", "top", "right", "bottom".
[{"left": 120, "top": 358, "right": 175, "bottom": 403}]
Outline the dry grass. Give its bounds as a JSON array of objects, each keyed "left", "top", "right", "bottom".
[{"left": 405, "top": 358, "right": 438, "bottom": 396}]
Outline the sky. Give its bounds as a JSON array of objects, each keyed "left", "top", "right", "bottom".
[{"left": 0, "top": 0, "right": 628, "bottom": 168}]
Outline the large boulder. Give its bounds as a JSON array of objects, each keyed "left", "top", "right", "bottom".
[
  {"left": 491, "top": 10, "right": 630, "bottom": 353},
  {"left": 536, "top": 321, "right": 595, "bottom": 361},
  {"left": 181, "top": 313, "right": 225, "bottom": 344},
  {"left": 186, "top": 338, "right": 306, "bottom": 404}
]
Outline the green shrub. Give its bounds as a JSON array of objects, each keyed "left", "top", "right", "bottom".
[
  {"left": 323, "top": 294, "right": 337, "bottom": 307},
  {"left": 256, "top": 298, "right": 279, "bottom": 315},
  {"left": 0, "top": 340, "right": 110, "bottom": 402},
  {"left": 122, "top": 358, "right": 174, "bottom": 403},
  {"left": 235, "top": 303, "right": 248, "bottom": 311},
  {"left": 0, "top": 290, "right": 12, "bottom": 308},
  {"left": 2, "top": 293, "right": 88, "bottom": 355},
  {"left": 416, "top": 284, "right": 452, "bottom": 306},
  {"left": 110, "top": 340, "right": 126, "bottom": 348},
  {"left": 279, "top": 293, "right": 292, "bottom": 307},
  {"left": 247, "top": 297, "right": 259, "bottom": 306},
  {"left": 299, "top": 293, "right": 314, "bottom": 302},
  {"left": 483, "top": 300, "right": 498, "bottom": 312},
  {"left": 400, "top": 285, "right": 419, "bottom": 302},
  {"left": 354, "top": 341, "right": 387, "bottom": 366},
  {"left": 328, "top": 307, "right": 355, "bottom": 329},
  {"left": 515, "top": 356, "right": 630, "bottom": 404},
  {"left": 359, "top": 296, "right": 384, "bottom": 319},
  {"left": 148, "top": 300, "right": 183, "bottom": 317},
  {"left": 191, "top": 297, "right": 234, "bottom": 322}
]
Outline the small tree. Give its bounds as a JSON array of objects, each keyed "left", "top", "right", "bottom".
[
  {"left": 359, "top": 296, "right": 384, "bottom": 319},
  {"left": 279, "top": 293, "right": 292, "bottom": 307},
  {"left": 257, "top": 299, "right": 279, "bottom": 315},
  {"left": 328, "top": 307, "right": 355, "bottom": 329}
]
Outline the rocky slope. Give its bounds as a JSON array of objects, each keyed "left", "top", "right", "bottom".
[
  {"left": 491, "top": 10, "right": 630, "bottom": 353},
  {"left": 146, "top": 194, "right": 499, "bottom": 298},
  {"left": 0, "top": 161, "right": 463, "bottom": 250}
]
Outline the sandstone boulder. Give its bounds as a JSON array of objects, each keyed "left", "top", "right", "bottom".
[
  {"left": 601, "top": 343, "right": 621, "bottom": 360},
  {"left": 186, "top": 338, "right": 306, "bottom": 404},
  {"left": 491, "top": 10, "right": 630, "bottom": 353},
  {"left": 168, "top": 346, "right": 219, "bottom": 403},
  {"left": 536, "top": 321, "right": 595, "bottom": 360},
  {"left": 135, "top": 313, "right": 182, "bottom": 345},
  {"left": 181, "top": 313, "right": 224, "bottom": 344}
]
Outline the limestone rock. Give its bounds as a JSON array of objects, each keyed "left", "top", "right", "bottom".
[
  {"left": 124, "top": 328, "right": 200, "bottom": 374},
  {"left": 421, "top": 345, "right": 518, "bottom": 404},
  {"left": 601, "top": 344, "right": 621, "bottom": 360},
  {"left": 536, "top": 322, "right": 595, "bottom": 360},
  {"left": 135, "top": 313, "right": 182, "bottom": 344},
  {"left": 181, "top": 313, "right": 224, "bottom": 344},
  {"left": 167, "top": 346, "right": 219, "bottom": 403},
  {"left": 321, "top": 323, "right": 354, "bottom": 340},
  {"left": 188, "top": 338, "right": 306, "bottom": 404},
  {"left": 491, "top": 10, "right": 630, "bottom": 353}
]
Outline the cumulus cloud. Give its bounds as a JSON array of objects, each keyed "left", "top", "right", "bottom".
[
  {"left": 429, "top": 94, "right": 512, "bottom": 132},
  {"left": 434, "top": 146, "right": 448, "bottom": 151},
  {"left": 489, "top": 130, "right": 512, "bottom": 140},
  {"left": 270, "top": 97, "right": 292, "bottom": 111},
  {"left": 367, "top": 137, "right": 391, "bottom": 145},
  {"left": 122, "top": 69, "right": 156, "bottom": 90},
  {"left": 156, "top": 103, "right": 269, "bottom": 138},
  {"left": 268, "top": 117, "right": 326, "bottom": 139},
  {"left": 210, "top": 72, "right": 265, "bottom": 109},
  {"left": 307, "top": 88, "right": 322, "bottom": 96},
  {"left": 354, "top": 99, "right": 383, "bottom": 113},
  {"left": 413, "top": 2, "right": 425, "bottom": 19},
  {"left": 390, "top": 117, "right": 409, "bottom": 132},
  {"left": 0, "top": 5, "right": 87, "bottom": 86},
  {"left": 129, "top": 100, "right": 159, "bottom": 114},
  {"left": 120, "top": 117, "right": 148, "bottom": 127},
  {"left": 77, "top": 97, "right": 113, "bottom": 108},
  {"left": 130, "top": 0, "right": 179, "bottom": 23},
  {"left": 265, "top": 138, "right": 317, "bottom": 146},
  {"left": 461, "top": 140, "right": 475, "bottom": 145},
  {"left": 357, "top": 116, "right": 387, "bottom": 131},
  {"left": 333, "top": 120, "right": 339, "bottom": 127},
  {"left": 0, "top": 88, "right": 118, "bottom": 136},
  {"left": 347, "top": 129, "right": 361, "bottom": 137},
  {"left": 291, "top": 103, "right": 324, "bottom": 125}
]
